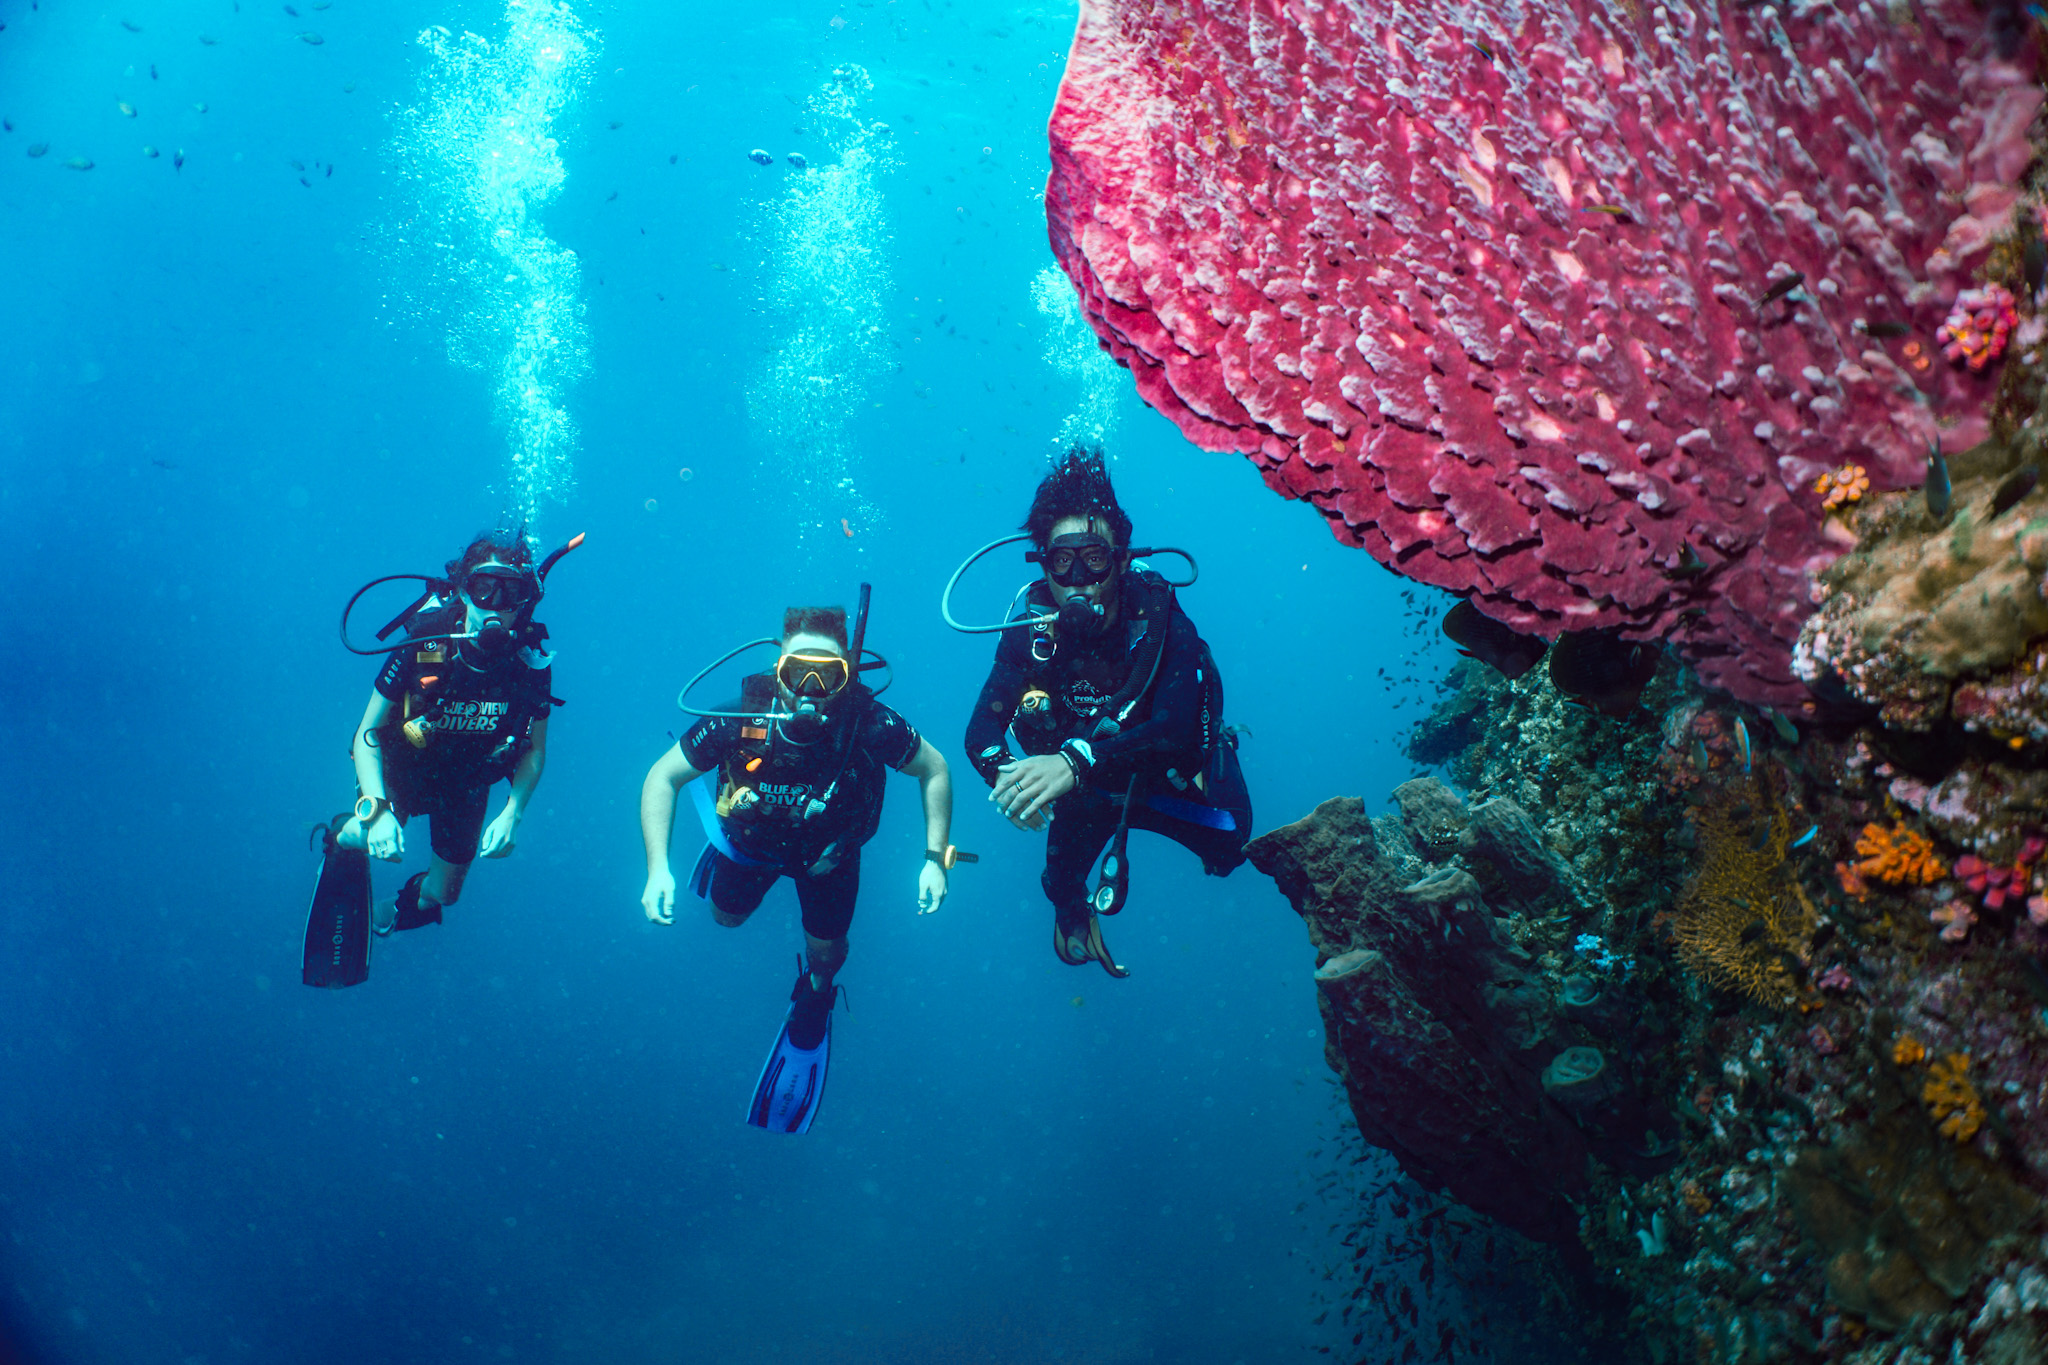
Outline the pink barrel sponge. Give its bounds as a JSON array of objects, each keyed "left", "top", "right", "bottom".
[{"left": 1046, "top": 0, "right": 2039, "bottom": 704}]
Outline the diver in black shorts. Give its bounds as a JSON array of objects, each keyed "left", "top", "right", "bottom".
[
  {"left": 637, "top": 600, "right": 958, "bottom": 1132},
  {"left": 341, "top": 533, "right": 560, "bottom": 934}
]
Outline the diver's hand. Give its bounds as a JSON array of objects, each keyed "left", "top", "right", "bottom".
[
  {"left": 642, "top": 868, "right": 677, "bottom": 925},
  {"left": 993, "top": 754, "right": 1075, "bottom": 826},
  {"left": 916, "top": 861, "right": 948, "bottom": 916},
  {"left": 366, "top": 810, "right": 404, "bottom": 862},
  {"left": 479, "top": 806, "right": 520, "bottom": 858}
]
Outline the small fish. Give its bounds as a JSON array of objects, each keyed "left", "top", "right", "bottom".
[
  {"left": 1864, "top": 319, "right": 1912, "bottom": 338},
  {"left": 1583, "top": 204, "right": 1634, "bottom": 222},
  {"left": 26, "top": 142, "right": 47, "bottom": 157},
  {"left": 608, "top": 119, "right": 623, "bottom": 130},
  {"left": 325, "top": 163, "right": 332, "bottom": 177},
  {"left": 173, "top": 148, "right": 184, "bottom": 169},
  {"left": 283, "top": 4, "right": 298, "bottom": 14},
  {"left": 1755, "top": 271, "right": 1805, "bottom": 308},
  {"left": 299, "top": 176, "right": 310, "bottom": 187},
  {"left": 2, "top": 120, "right": 10, "bottom": 133},
  {"left": 342, "top": 83, "right": 355, "bottom": 93},
  {"left": 1790, "top": 824, "right": 1818, "bottom": 849},
  {"left": 786, "top": 151, "right": 807, "bottom": 168},
  {"left": 1990, "top": 464, "right": 2039, "bottom": 519},
  {"left": 290, "top": 158, "right": 305, "bottom": 171},
  {"left": 1926, "top": 442, "right": 1953, "bottom": 524},
  {"left": 299, "top": 31, "right": 322, "bottom": 44},
  {"left": 605, "top": 189, "right": 617, "bottom": 201},
  {"left": 1070, "top": 996, "right": 1084, "bottom": 1008},
  {"left": 118, "top": 101, "right": 137, "bottom": 117},
  {"left": 120, "top": 18, "right": 143, "bottom": 31},
  {"left": 199, "top": 34, "right": 218, "bottom": 44},
  {"left": 151, "top": 459, "right": 174, "bottom": 469},
  {"left": 194, "top": 102, "right": 208, "bottom": 113},
  {"left": 1470, "top": 36, "right": 1494, "bottom": 62},
  {"left": 1766, "top": 709, "right": 1798, "bottom": 743},
  {"left": 1443, "top": 599, "right": 1548, "bottom": 679},
  {"left": 64, "top": 156, "right": 93, "bottom": 170},
  {"left": 143, "top": 144, "right": 158, "bottom": 157},
  {"left": 1690, "top": 738, "right": 1711, "bottom": 774},
  {"left": 668, "top": 153, "right": 677, "bottom": 164},
  {"left": 2027, "top": 228, "right": 2048, "bottom": 298},
  {"left": 748, "top": 148, "right": 773, "bottom": 165},
  {"left": 1734, "top": 716, "right": 1751, "bottom": 773},
  {"left": 842, "top": 518, "right": 854, "bottom": 538},
  {"left": 150, "top": 64, "right": 158, "bottom": 79},
  {"left": 1665, "top": 543, "right": 1709, "bottom": 579},
  {"left": 311, "top": 1, "right": 330, "bottom": 8}
]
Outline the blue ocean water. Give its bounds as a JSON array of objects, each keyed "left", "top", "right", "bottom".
[{"left": 0, "top": 3, "right": 1464, "bottom": 1361}]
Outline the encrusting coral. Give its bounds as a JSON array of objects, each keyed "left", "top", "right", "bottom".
[
  {"left": 1670, "top": 780, "right": 1815, "bottom": 1010},
  {"left": 1814, "top": 464, "right": 1870, "bottom": 511},
  {"left": 1854, "top": 823, "right": 1947, "bottom": 886},
  {"left": 1924, "top": 1052, "right": 1988, "bottom": 1143}
]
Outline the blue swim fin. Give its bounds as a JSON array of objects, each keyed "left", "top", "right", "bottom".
[
  {"left": 302, "top": 815, "right": 371, "bottom": 989},
  {"left": 746, "top": 965, "right": 835, "bottom": 1134}
]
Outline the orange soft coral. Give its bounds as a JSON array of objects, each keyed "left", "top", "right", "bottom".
[
  {"left": 1854, "top": 823, "right": 1947, "bottom": 886},
  {"left": 1893, "top": 1034, "right": 1927, "bottom": 1067},
  {"left": 1923, "top": 1052, "right": 1986, "bottom": 1142},
  {"left": 1814, "top": 463, "right": 1871, "bottom": 510},
  {"left": 1835, "top": 860, "right": 1871, "bottom": 901}
]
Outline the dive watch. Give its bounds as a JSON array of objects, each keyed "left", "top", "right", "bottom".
[{"left": 354, "top": 795, "right": 393, "bottom": 824}]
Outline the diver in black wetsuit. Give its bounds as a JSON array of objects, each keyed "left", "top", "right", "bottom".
[
  {"left": 959, "top": 447, "right": 1251, "bottom": 977},
  {"left": 338, "top": 532, "right": 560, "bottom": 935},
  {"left": 637, "top": 604, "right": 956, "bottom": 1129}
]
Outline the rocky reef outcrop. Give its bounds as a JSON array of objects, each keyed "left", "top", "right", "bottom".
[
  {"left": 1250, "top": 783, "right": 1675, "bottom": 1248},
  {"left": 1047, "top": 0, "right": 2040, "bottom": 704}
]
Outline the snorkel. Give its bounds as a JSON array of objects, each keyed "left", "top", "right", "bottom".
[{"left": 339, "top": 531, "right": 585, "bottom": 657}]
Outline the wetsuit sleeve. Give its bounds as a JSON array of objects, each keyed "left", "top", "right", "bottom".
[
  {"left": 865, "top": 703, "right": 924, "bottom": 771},
  {"left": 679, "top": 713, "right": 739, "bottom": 772},
  {"left": 374, "top": 649, "right": 414, "bottom": 701},
  {"left": 1074, "top": 610, "right": 1210, "bottom": 790},
  {"left": 963, "top": 632, "right": 1032, "bottom": 787}
]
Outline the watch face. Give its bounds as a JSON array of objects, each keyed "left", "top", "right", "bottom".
[{"left": 356, "top": 797, "right": 380, "bottom": 821}]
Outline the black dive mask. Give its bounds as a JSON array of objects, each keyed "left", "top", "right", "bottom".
[{"left": 1030, "top": 533, "right": 1119, "bottom": 589}]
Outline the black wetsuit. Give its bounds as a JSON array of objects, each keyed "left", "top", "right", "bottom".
[
  {"left": 372, "top": 606, "right": 554, "bottom": 864},
  {"left": 681, "top": 683, "right": 923, "bottom": 941},
  {"left": 963, "top": 571, "right": 1249, "bottom": 927}
]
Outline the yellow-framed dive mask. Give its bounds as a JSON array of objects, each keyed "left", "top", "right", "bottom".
[{"left": 775, "top": 651, "right": 851, "bottom": 700}]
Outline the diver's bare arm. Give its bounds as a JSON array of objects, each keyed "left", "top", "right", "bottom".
[
  {"left": 350, "top": 690, "right": 397, "bottom": 800},
  {"left": 639, "top": 747, "right": 706, "bottom": 877},
  {"left": 902, "top": 739, "right": 953, "bottom": 852},
  {"left": 504, "top": 717, "right": 547, "bottom": 816}
]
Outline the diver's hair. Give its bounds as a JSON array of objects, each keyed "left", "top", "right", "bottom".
[
  {"left": 447, "top": 532, "right": 534, "bottom": 585},
  {"left": 781, "top": 606, "right": 850, "bottom": 654},
  {"left": 1023, "top": 445, "right": 1132, "bottom": 549}
]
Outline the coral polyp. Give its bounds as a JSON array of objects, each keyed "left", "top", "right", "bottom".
[{"left": 1936, "top": 285, "right": 2019, "bottom": 371}]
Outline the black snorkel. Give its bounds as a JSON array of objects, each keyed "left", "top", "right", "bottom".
[{"left": 339, "top": 531, "right": 585, "bottom": 656}]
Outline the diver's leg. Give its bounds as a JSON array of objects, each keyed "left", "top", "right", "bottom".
[
  {"left": 420, "top": 784, "right": 487, "bottom": 908},
  {"left": 702, "top": 855, "right": 778, "bottom": 928},
  {"left": 794, "top": 851, "right": 860, "bottom": 992},
  {"left": 1042, "top": 790, "right": 1117, "bottom": 924}
]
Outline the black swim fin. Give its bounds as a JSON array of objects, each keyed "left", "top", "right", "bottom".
[
  {"left": 747, "top": 965, "right": 834, "bottom": 1134},
  {"left": 302, "top": 815, "right": 371, "bottom": 989}
]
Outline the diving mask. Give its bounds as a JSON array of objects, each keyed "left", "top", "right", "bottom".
[
  {"left": 463, "top": 567, "right": 541, "bottom": 613},
  {"left": 1029, "top": 533, "right": 1119, "bottom": 588},
  {"left": 776, "top": 651, "right": 851, "bottom": 700}
]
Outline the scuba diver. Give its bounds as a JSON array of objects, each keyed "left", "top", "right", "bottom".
[
  {"left": 947, "top": 446, "right": 1250, "bottom": 978},
  {"left": 302, "top": 530, "right": 580, "bottom": 989},
  {"left": 637, "top": 594, "right": 960, "bottom": 1134}
]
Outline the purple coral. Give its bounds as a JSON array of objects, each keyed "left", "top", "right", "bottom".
[{"left": 1047, "top": 0, "right": 2038, "bottom": 705}]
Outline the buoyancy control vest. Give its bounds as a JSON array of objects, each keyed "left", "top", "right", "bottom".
[
  {"left": 374, "top": 601, "right": 555, "bottom": 790},
  {"left": 711, "top": 673, "right": 886, "bottom": 868}
]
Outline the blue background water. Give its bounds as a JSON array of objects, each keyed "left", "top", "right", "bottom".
[{"left": 0, "top": 1, "right": 1460, "bottom": 1360}]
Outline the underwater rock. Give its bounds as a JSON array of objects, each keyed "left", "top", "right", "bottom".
[
  {"left": 1782, "top": 1042, "right": 2039, "bottom": 1332},
  {"left": 1794, "top": 453, "right": 2048, "bottom": 734},
  {"left": 1391, "top": 776, "right": 1469, "bottom": 862},
  {"left": 1464, "top": 796, "right": 1564, "bottom": 915},
  {"left": 1045, "top": 0, "right": 2039, "bottom": 706},
  {"left": 1250, "top": 797, "right": 1595, "bottom": 1243}
]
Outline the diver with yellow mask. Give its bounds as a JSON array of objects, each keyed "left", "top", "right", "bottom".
[
  {"left": 945, "top": 447, "right": 1250, "bottom": 978},
  {"left": 637, "top": 591, "right": 960, "bottom": 1134},
  {"left": 302, "top": 530, "right": 580, "bottom": 988}
]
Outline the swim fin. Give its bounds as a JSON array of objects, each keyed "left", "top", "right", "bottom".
[
  {"left": 302, "top": 815, "right": 371, "bottom": 989},
  {"left": 1054, "top": 909, "right": 1129, "bottom": 979},
  {"left": 746, "top": 965, "right": 834, "bottom": 1134}
]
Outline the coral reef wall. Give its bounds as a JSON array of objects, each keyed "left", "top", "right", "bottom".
[{"left": 1046, "top": 0, "right": 2039, "bottom": 704}]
